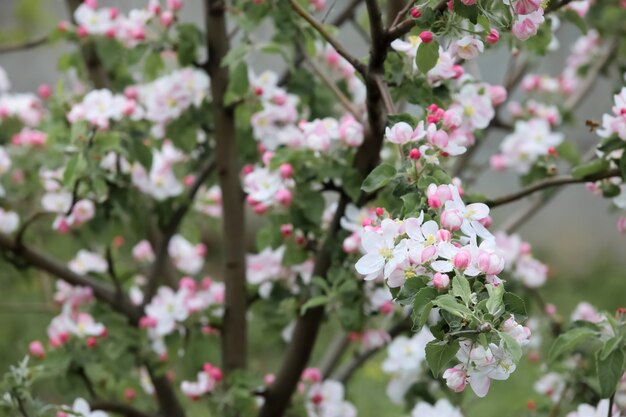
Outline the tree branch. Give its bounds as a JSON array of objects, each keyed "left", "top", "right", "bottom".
[
  {"left": 485, "top": 168, "right": 620, "bottom": 208},
  {"left": 0, "top": 233, "right": 141, "bottom": 322},
  {"left": 289, "top": 0, "right": 366, "bottom": 75},
  {"left": 146, "top": 366, "right": 186, "bottom": 417},
  {"left": 318, "top": 332, "right": 350, "bottom": 378},
  {"left": 65, "top": 0, "right": 110, "bottom": 88},
  {"left": 0, "top": 35, "right": 48, "bottom": 54},
  {"left": 205, "top": 0, "right": 248, "bottom": 374}
]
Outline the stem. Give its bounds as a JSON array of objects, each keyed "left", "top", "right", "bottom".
[
  {"left": 289, "top": 0, "right": 366, "bottom": 75},
  {"left": 205, "top": 0, "right": 248, "bottom": 373},
  {"left": 485, "top": 168, "right": 620, "bottom": 208},
  {"left": 0, "top": 35, "right": 48, "bottom": 54}
]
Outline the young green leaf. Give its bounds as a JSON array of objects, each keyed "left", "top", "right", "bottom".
[
  {"left": 425, "top": 340, "right": 460, "bottom": 378},
  {"left": 361, "top": 163, "right": 396, "bottom": 193},
  {"left": 548, "top": 326, "right": 598, "bottom": 362},
  {"left": 415, "top": 41, "right": 439, "bottom": 74},
  {"left": 452, "top": 276, "right": 471, "bottom": 305},
  {"left": 596, "top": 347, "right": 625, "bottom": 398}
]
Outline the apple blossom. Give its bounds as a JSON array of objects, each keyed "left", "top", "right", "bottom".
[{"left": 411, "top": 399, "right": 464, "bottom": 417}]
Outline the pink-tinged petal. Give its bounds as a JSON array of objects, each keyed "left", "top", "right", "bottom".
[
  {"left": 469, "top": 374, "right": 491, "bottom": 398},
  {"left": 355, "top": 254, "right": 384, "bottom": 275},
  {"left": 464, "top": 266, "right": 481, "bottom": 277},
  {"left": 387, "top": 270, "right": 406, "bottom": 288},
  {"left": 451, "top": 185, "right": 465, "bottom": 207},
  {"left": 471, "top": 221, "right": 493, "bottom": 240},
  {"left": 431, "top": 260, "right": 454, "bottom": 272},
  {"left": 460, "top": 221, "right": 475, "bottom": 238},
  {"left": 421, "top": 220, "right": 439, "bottom": 237},
  {"left": 404, "top": 217, "right": 424, "bottom": 241},
  {"left": 361, "top": 231, "right": 383, "bottom": 253},
  {"left": 466, "top": 203, "right": 490, "bottom": 219}
]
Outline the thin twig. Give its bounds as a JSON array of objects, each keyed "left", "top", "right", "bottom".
[
  {"left": 301, "top": 48, "right": 363, "bottom": 120},
  {"left": 0, "top": 35, "right": 48, "bottom": 54},
  {"left": 289, "top": 0, "right": 366, "bottom": 75},
  {"left": 485, "top": 168, "right": 620, "bottom": 208}
]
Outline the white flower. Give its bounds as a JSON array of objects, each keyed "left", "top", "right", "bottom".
[
  {"left": 355, "top": 219, "right": 403, "bottom": 280},
  {"left": 68, "top": 398, "right": 108, "bottom": 417},
  {"left": 68, "top": 250, "right": 108, "bottom": 275},
  {"left": 411, "top": 399, "right": 464, "bottom": 417},
  {"left": 0, "top": 208, "right": 19, "bottom": 234},
  {"left": 443, "top": 187, "right": 492, "bottom": 240}
]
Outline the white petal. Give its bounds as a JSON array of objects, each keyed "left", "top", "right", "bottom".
[{"left": 355, "top": 254, "right": 384, "bottom": 275}]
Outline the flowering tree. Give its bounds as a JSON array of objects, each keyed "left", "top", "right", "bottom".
[{"left": 1, "top": 0, "right": 626, "bottom": 417}]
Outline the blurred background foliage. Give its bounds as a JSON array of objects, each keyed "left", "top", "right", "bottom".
[{"left": 0, "top": 1, "right": 625, "bottom": 417}]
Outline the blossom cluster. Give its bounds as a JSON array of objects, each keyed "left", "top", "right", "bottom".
[
  {"left": 141, "top": 277, "right": 224, "bottom": 356},
  {"left": 180, "top": 362, "right": 223, "bottom": 399},
  {"left": 72, "top": 0, "right": 183, "bottom": 47},
  {"left": 246, "top": 245, "right": 313, "bottom": 298},
  {"left": 304, "top": 380, "right": 357, "bottom": 417},
  {"left": 495, "top": 232, "right": 548, "bottom": 288},
  {"left": 46, "top": 281, "right": 106, "bottom": 348}
]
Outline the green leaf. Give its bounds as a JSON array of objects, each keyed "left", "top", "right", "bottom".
[
  {"left": 412, "top": 287, "right": 438, "bottom": 328},
  {"left": 361, "top": 163, "right": 396, "bottom": 193},
  {"left": 600, "top": 336, "right": 623, "bottom": 361},
  {"left": 486, "top": 284, "right": 504, "bottom": 317},
  {"left": 620, "top": 149, "right": 626, "bottom": 180},
  {"left": 452, "top": 276, "right": 471, "bottom": 305},
  {"left": 297, "top": 190, "right": 325, "bottom": 226},
  {"left": 571, "top": 159, "right": 610, "bottom": 179},
  {"left": 300, "top": 296, "right": 330, "bottom": 314},
  {"left": 477, "top": 15, "right": 490, "bottom": 32},
  {"left": 499, "top": 332, "right": 522, "bottom": 361},
  {"left": 596, "top": 348, "right": 625, "bottom": 398},
  {"left": 225, "top": 61, "right": 250, "bottom": 105},
  {"left": 128, "top": 138, "right": 153, "bottom": 169},
  {"left": 63, "top": 154, "right": 87, "bottom": 186},
  {"left": 598, "top": 137, "right": 625, "bottom": 154},
  {"left": 434, "top": 294, "right": 472, "bottom": 318},
  {"left": 177, "top": 23, "right": 203, "bottom": 66},
  {"left": 453, "top": 0, "right": 479, "bottom": 23},
  {"left": 503, "top": 292, "right": 527, "bottom": 319},
  {"left": 415, "top": 40, "right": 439, "bottom": 74},
  {"left": 144, "top": 53, "right": 164, "bottom": 81},
  {"left": 425, "top": 340, "right": 459, "bottom": 377},
  {"left": 282, "top": 240, "right": 308, "bottom": 266},
  {"left": 549, "top": 326, "right": 598, "bottom": 362},
  {"left": 556, "top": 142, "right": 581, "bottom": 165}
]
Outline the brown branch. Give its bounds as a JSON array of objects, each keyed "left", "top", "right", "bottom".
[
  {"left": 90, "top": 401, "right": 154, "bottom": 417},
  {"left": 289, "top": 0, "right": 366, "bottom": 75},
  {"left": 0, "top": 35, "right": 48, "bottom": 54},
  {"left": 143, "top": 155, "right": 216, "bottom": 302},
  {"left": 205, "top": 0, "right": 248, "bottom": 375},
  {"left": 545, "top": 0, "right": 575, "bottom": 13},
  {"left": 0, "top": 233, "right": 141, "bottom": 322},
  {"left": 485, "top": 168, "right": 620, "bottom": 208},
  {"left": 301, "top": 49, "right": 363, "bottom": 120},
  {"left": 146, "top": 367, "right": 186, "bottom": 417},
  {"left": 318, "top": 332, "right": 350, "bottom": 378},
  {"left": 259, "top": 2, "right": 393, "bottom": 415},
  {"left": 65, "top": 0, "right": 109, "bottom": 88}
]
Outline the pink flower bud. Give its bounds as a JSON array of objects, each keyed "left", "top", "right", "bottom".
[
  {"left": 124, "top": 388, "right": 137, "bottom": 401},
  {"left": 160, "top": 11, "right": 175, "bottom": 28},
  {"left": 433, "top": 272, "right": 450, "bottom": 290},
  {"left": 453, "top": 249, "right": 472, "bottom": 269},
  {"left": 477, "top": 251, "right": 504, "bottom": 275},
  {"left": 139, "top": 316, "right": 157, "bottom": 328},
  {"left": 520, "top": 242, "right": 532, "bottom": 255},
  {"left": 411, "top": 7, "right": 422, "bottom": 18},
  {"left": 375, "top": 207, "right": 385, "bottom": 216},
  {"left": 253, "top": 203, "right": 268, "bottom": 215},
  {"left": 544, "top": 303, "right": 557, "bottom": 316},
  {"left": 241, "top": 164, "right": 254, "bottom": 176},
  {"left": 490, "top": 154, "right": 507, "bottom": 171},
  {"left": 277, "top": 225, "right": 292, "bottom": 239},
  {"left": 409, "top": 148, "right": 421, "bottom": 160},
  {"left": 37, "top": 84, "right": 51, "bottom": 100},
  {"left": 279, "top": 163, "right": 293, "bottom": 179},
  {"left": 264, "top": 374, "right": 276, "bottom": 385},
  {"left": 380, "top": 300, "right": 394, "bottom": 315},
  {"left": 452, "top": 65, "right": 464, "bottom": 79},
  {"left": 441, "top": 209, "right": 463, "bottom": 232},
  {"left": 77, "top": 26, "right": 89, "bottom": 38},
  {"left": 167, "top": 0, "right": 184, "bottom": 11},
  {"left": 428, "top": 193, "right": 442, "bottom": 209},
  {"left": 262, "top": 151, "right": 273, "bottom": 166},
  {"left": 461, "top": 0, "right": 477, "bottom": 4},
  {"left": 276, "top": 189, "right": 293, "bottom": 207},
  {"left": 489, "top": 85, "right": 507, "bottom": 106},
  {"left": 29, "top": 341, "right": 45, "bottom": 359},
  {"left": 443, "top": 366, "right": 467, "bottom": 392},
  {"left": 84, "top": 0, "right": 98, "bottom": 9},
  {"left": 179, "top": 277, "right": 196, "bottom": 291},
  {"left": 86, "top": 337, "right": 97, "bottom": 348},
  {"left": 342, "top": 234, "right": 359, "bottom": 253},
  {"left": 437, "top": 229, "right": 451, "bottom": 242},
  {"left": 419, "top": 31, "right": 433, "bottom": 43},
  {"left": 302, "top": 368, "right": 321, "bottom": 383},
  {"left": 486, "top": 28, "right": 500, "bottom": 44}
]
